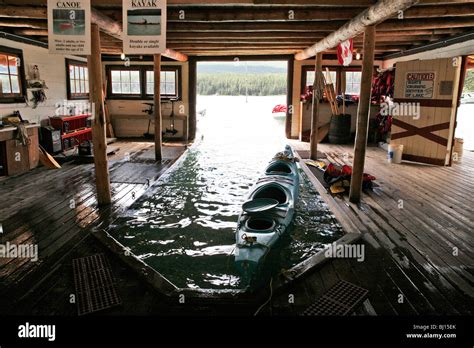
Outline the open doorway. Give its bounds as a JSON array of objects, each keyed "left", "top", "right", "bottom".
[
  {"left": 456, "top": 55, "right": 474, "bottom": 151},
  {"left": 195, "top": 59, "right": 289, "bottom": 157}
]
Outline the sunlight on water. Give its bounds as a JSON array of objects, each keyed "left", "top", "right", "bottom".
[{"left": 109, "top": 95, "right": 343, "bottom": 289}]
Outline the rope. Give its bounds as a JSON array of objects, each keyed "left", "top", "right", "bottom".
[{"left": 253, "top": 277, "right": 273, "bottom": 316}]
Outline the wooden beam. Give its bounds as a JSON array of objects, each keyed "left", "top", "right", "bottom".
[
  {"left": 166, "top": 29, "right": 463, "bottom": 40},
  {"left": 88, "top": 23, "right": 112, "bottom": 206},
  {"left": 167, "top": 21, "right": 344, "bottom": 32},
  {"left": 168, "top": 4, "right": 474, "bottom": 22},
  {"left": 349, "top": 26, "right": 375, "bottom": 204},
  {"left": 0, "top": 19, "right": 46, "bottom": 29},
  {"left": 163, "top": 48, "right": 188, "bottom": 62},
  {"left": 154, "top": 54, "right": 162, "bottom": 161},
  {"left": 378, "top": 17, "right": 474, "bottom": 31},
  {"left": 91, "top": 8, "right": 123, "bottom": 40},
  {"left": 12, "top": 29, "right": 48, "bottom": 36},
  {"left": 2, "top": 0, "right": 470, "bottom": 6},
  {"left": 0, "top": 6, "right": 185, "bottom": 62},
  {"left": 0, "top": 5, "right": 46, "bottom": 18},
  {"left": 295, "top": 0, "right": 418, "bottom": 60},
  {"left": 167, "top": 38, "right": 432, "bottom": 45},
  {"left": 310, "top": 52, "right": 323, "bottom": 161},
  {"left": 167, "top": 18, "right": 474, "bottom": 33},
  {"left": 91, "top": 8, "right": 188, "bottom": 61}
]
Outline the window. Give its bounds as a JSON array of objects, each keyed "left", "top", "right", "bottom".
[
  {"left": 345, "top": 71, "right": 362, "bottom": 95},
  {"left": 66, "top": 59, "right": 89, "bottom": 100},
  {"left": 304, "top": 69, "right": 336, "bottom": 88},
  {"left": 111, "top": 69, "right": 141, "bottom": 95},
  {"left": 0, "top": 47, "right": 25, "bottom": 103},
  {"left": 106, "top": 65, "right": 180, "bottom": 99},
  {"left": 145, "top": 68, "right": 178, "bottom": 97}
]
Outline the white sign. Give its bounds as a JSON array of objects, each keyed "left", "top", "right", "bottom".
[
  {"left": 47, "top": 0, "right": 91, "bottom": 55},
  {"left": 404, "top": 72, "right": 436, "bottom": 99},
  {"left": 123, "top": 0, "right": 167, "bottom": 54}
]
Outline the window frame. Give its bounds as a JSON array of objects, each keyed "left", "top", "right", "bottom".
[
  {"left": 0, "top": 46, "right": 27, "bottom": 104},
  {"left": 301, "top": 65, "right": 377, "bottom": 97},
  {"left": 65, "top": 58, "right": 89, "bottom": 100},
  {"left": 301, "top": 65, "right": 339, "bottom": 95},
  {"left": 144, "top": 66, "right": 181, "bottom": 99},
  {"left": 106, "top": 65, "right": 181, "bottom": 100}
]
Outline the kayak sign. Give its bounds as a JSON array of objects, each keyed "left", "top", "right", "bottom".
[
  {"left": 404, "top": 72, "right": 436, "bottom": 99},
  {"left": 47, "top": 0, "right": 91, "bottom": 55},
  {"left": 123, "top": 0, "right": 167, "bottom": 54}
]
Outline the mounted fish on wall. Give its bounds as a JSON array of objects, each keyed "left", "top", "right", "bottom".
[
  {"left": 122, "top": 0, "right": 167, "bottom": 54},
  {"left": 47, "top": 0, "right": 91, "bottom": 55}
]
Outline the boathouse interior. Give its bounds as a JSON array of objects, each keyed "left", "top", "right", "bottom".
[{"left": 0, "top": 0, "right": 473, "bottom": 318}]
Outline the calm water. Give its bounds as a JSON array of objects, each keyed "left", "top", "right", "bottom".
[
  {"left": 53, "top": 21, "right": 85, "bottom": 36},
  {"left": 108, "top": 96, "right": 344, "bottom": 289},
  {"left": 456, "top": 104, "right": 474, "bottom": 151},
  {"left": 128, "top": 16, "right": 162, "bottom": 36}
]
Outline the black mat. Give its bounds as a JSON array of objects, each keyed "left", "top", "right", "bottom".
[
  {"left": 72, "top": 253, "right": 121, "bottom": 316},
  {"left": 301, "top": 280, "right": 368, "bottom": 316}
]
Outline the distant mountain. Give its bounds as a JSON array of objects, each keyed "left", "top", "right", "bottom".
[{"left": 197, "top": 63, "right": 287, "bottom": 74}]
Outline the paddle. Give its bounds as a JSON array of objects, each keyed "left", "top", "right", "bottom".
[
  {"left": 242, "top": 198, "right": 279, "bottom": 214},
  {"left": 39, "top": 145, "right": 61, "bottom": 169}
]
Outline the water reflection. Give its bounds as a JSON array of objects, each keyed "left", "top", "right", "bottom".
[{"left": 109, "top": 96, "right": 343, "bottom": 289}]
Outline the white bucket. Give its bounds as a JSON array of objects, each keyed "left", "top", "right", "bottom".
[{"left": 388, "top": 144, "right": 403, "bottom": 164}]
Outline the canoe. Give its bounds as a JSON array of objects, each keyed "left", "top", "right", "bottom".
[{"left": 234, "top": 145, "right": 299, "bottom": 285}]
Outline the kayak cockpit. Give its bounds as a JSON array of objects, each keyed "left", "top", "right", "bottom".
[
  {"left": 252, "top": 184, "right": 288, "bottom": 205},
  {"left": 266, "top": 161, "right": 292, "bottom": 175},
  {"left": 245, "top": 217, "right": 276, "bottom": 232}
]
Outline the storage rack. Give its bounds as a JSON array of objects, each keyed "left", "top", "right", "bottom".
[{"left": 49, "top": 114, "right": 92, "bottom": 151}]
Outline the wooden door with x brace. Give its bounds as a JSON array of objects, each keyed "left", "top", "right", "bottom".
[{"left": 391, "top": 57, "right": 462, "bottom": 166}]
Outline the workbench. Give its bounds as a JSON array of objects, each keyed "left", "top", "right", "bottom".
[{"left": 0, "top": 124, "right": 40, "bottom": 176}]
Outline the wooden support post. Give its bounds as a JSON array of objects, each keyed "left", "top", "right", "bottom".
[
  {"left": 286, "top": 57, "right": 294, "bottom": 139},
  {"left": 310, "top": 52, "right": 323, "bottom": 160},
  {"left": 349, "top": 25, "right": 375, "bottom": 204},
  {"left": 188, "top": 57, "right": 197, "bottom": 142},
  {"left": 154, "top": 54, "right": 162, "bottom": 161},
  {"left": 88, "top": 24, "right": 111, "bottom": 206}
]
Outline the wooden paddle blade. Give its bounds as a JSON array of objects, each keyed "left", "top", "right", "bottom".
[{"left": 39, "top": 147, "right": 61, "bottom": 169}]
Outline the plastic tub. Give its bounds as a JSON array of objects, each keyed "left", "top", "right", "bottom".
[{"left": 388, "top": 144, "right": 403, "bottom": 164}]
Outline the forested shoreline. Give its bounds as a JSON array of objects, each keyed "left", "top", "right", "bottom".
[{"left": 197, "top": 73, "right": 287, "bottom": 96}]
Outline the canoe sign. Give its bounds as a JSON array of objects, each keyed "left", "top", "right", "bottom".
[
  {"left": 404, "top": 72, "right": 436, "bottom": 99},
  {"left": 47, "top": 0, "right": 91, "bottom": 55},
  {"left": 123, "top": 0, "right": 167, "bottom": 54}
]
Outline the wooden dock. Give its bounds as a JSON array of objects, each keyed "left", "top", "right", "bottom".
[
  {"left": 0, "top": 140, "right": 472, "bottom": 316},
  {"left": 270, "top": 142, "right": 474, "bottom": 315},
  {"left": 0, "top": 140, "right": 186, "bottom": 312}
]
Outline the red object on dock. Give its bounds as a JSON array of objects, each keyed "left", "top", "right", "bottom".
[{"left": 272, "top": 104, "right": 287, "bottom": 113}]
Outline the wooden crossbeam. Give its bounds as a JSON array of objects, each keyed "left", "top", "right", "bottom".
[
  {"left": 391, "top": 119, "right": 450, "bottom": 146},
  {"left": 165, "top": 18, "right": 474, "bottom": 32}
]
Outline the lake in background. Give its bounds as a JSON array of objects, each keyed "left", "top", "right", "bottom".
[{"left": 107, "top": 95, "right": 344, "bottom": 289}]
